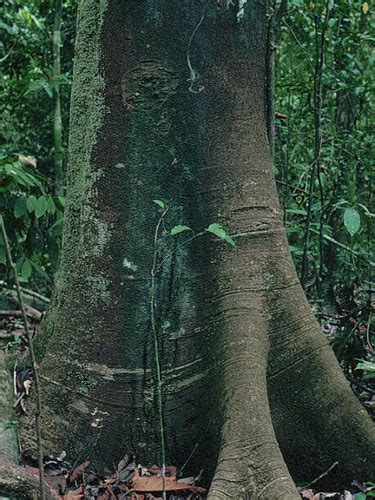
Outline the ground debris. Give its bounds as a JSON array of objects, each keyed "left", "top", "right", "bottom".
[
  {"left": 300, "top": 480, "right": 375, "bottom": 499},
  {"left": 19, "top": 452, "right": 207, "bottom": 499}
]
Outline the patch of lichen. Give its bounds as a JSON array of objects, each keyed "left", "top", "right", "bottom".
[{"left": 36, "top": 0, "right": 111, "bottom": 351}]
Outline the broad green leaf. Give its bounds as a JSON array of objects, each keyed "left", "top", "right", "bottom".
[
  {"left": 14, "top": 197, "right": 27, "bottom": 218},
  {"left": 47, "top": 197, "right": 56, "bottom": 215},
  {"left": 58, "top": 196, "right": 65, "bottom": 207},
  {"left": 35, "top": 196, "right": 48, "bottom": 218},
  {"left": 21, "top": 259, "right": 32, "bottom": 280},
  {"left": 286, "top": 208, "right": 308, "bottom": 216},
  {"left": 26, "top": 195, "right": 37, "bottom": 213},
  {"left": 170, "top": 225, "right": 192, "bottom": 236},
  {"left": 355, "top": 360, "right": 375, "bottom": 372},
  {"left": 152, "top": 199, "right": 165, "bottom": 209},
  {"left": 343, "top": 207, "right": 361, "bottom": 236},
  {"left": 206, "top": 223, "right": 235, "bottom": 246},
  {"left": 354, "top": 494, "right": 366, "bottom": 500},
  {"left": 366, "top": 491, "right": 375, "bottom": 497}
]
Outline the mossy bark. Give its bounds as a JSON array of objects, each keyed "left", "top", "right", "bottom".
[{"left": 17, "top": 1, "right": 374, "bottom": 498}]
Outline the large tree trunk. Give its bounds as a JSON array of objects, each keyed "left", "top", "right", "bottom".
[{"left": 17, "top": 1, "right": 374, "bottom": 498}]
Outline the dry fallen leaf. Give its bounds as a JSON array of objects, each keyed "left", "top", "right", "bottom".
[
  {"left": 18, "top": 155, "right": 37, "bottom": 167},
  {"left": 68, "top": 461, "right": 90, "bottom": 483},
  {"left": 131, "top": 470, "right": 206, "bottom": 494}
]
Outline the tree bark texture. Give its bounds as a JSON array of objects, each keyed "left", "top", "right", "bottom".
[{"left": 18, "top": 1, "right": 374, "bottom": 498}]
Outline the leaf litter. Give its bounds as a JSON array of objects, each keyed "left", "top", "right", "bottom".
[{"left": 19, "top": 451, "right": 207, "bottom": 499}]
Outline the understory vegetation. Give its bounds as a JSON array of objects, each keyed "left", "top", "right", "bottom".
[{"left": 0, "top": 0, "right": 374, "bottom": 498}]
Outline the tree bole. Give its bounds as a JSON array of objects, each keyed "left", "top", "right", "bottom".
[{"left": 17, "top": 1, "right": 374, "bottom": 497}]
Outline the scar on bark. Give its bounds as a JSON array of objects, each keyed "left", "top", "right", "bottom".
[{"left": 121, "top": 61, "right": 178, "bottom": 113}]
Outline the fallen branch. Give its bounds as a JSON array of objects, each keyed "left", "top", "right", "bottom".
[
  {"left": 0, "top": 280, "right": 50, "bottom": 304},
  {"left": 2, "top": 291, "right": 43, "bottom": 320}
]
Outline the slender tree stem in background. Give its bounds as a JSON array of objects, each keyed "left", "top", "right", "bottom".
[
  {"left": 301, "top": 0, "right": 330, "bottom": 286},
  {"left": 53, "top": 0, "right": 63, "bottom": 195},
  {"left": 309, "top": 228, "right": 375, "bottom": 268},
  {"left": 150, "top": 208, "right": 168, "bottom": 500},
  {"left": 266, "top": 3, "right": 276, "bottom": 155},
  {"left": 266, "top": 0, "right": 288, "bottom": 156},
  {"left": 0, "top": 215, "right": 46, "bottom": 500}
]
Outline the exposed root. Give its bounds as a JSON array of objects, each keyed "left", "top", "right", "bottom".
[{"left": 0, "top": 463, "right": 55, "bottom": 499}]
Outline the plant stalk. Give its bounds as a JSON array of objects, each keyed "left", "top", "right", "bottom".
[{"left": 150, "top": 208, "right": 169, "bottom": 500}]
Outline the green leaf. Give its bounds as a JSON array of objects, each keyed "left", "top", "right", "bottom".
[
  {"left": 366, "top": 491, "right": 375, "bottom": 497},
  {"left": 286, "top": 208, "right": 308, "bottom": 216},
  {"left": 206, "top": 223, "right": 235, "bottom": 246},
  {"left": 26, "top": 195, "right": 37, "bottom": 213},
  {"left": 170, "top": 225, "right": 192, "bottom": 236},
  {"left": 14, "top": 197, "right": 27, "bottom": 218},
  {"left": 21, "top": 259, "right": 32, "bottom": 280},
  {"left": 47, "top": 197, "right": 56, "bottom": 215},
  {"left": 0, "top": 246, "right": 6, "bottom": 265},
  {"left": 35, "top": 196, "right": 48, "bottom": 218},
  {"left": 152, "top": 199, "right": 165, "bottom": 209},
  {"left": 354, "top": 493, "right": 367, "bottom": 500},
  {"left": 355, "top": 360, "right": 375, "bottom": 372},
  {"left": 343, "top": 207, "right": 361, "bottom": 236}
]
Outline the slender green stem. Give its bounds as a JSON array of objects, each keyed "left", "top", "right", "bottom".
[
  {"left": 301, "top": 1, "right": 330, "bottom": 285},
  {"left": 158, "top": 231, "right": 205, "bottom": 270},
  {"left": 309, "top": 228, "right": 375, "bottom": 267},
  {"left": 150, "top": 208, "right": 168, "bottom": 500},
  {"left": 0, "top": 215, "right": 46, "bottom": 500}
]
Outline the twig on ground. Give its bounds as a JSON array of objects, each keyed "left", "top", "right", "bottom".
[{"left": 298, "top": 461, "right": 339, "bottom": 491}]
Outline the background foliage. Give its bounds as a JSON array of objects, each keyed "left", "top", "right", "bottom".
[
  {"left": 0, "top": 0, "right": 76, "bottom": 293},
  {"left": 1, "top": 0, "right": 374, "bottom": 384},
  {"left": 274, "top": 0, "right": 374, "bottom": 377}
]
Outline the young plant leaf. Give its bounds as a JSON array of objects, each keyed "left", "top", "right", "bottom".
[
  {"left": 152, "top": 199, "right": 165, "bottom": 209},
  {"left": 21, "top": 259, "right": 32, "bottom": 280},
  {"left": 14, "top": 197, "right": 27, "bottom": 218},
  {"left": 343, "top": 207, "right": 361, "bottom": 236},
  {"left": 35, "top": 196, "right": 48, "bottom": 218},
  {"left": 170, "top": 225, "right": 192, "bottom": 236},
  {"left": 355, "top": 360, "right": 375, "bottom": 373},
  {"left": 206, "top": 223, "right": 235, "bottom": 246},
  {"left": 26, "top": 195, "right": 37, "bottom": 213},
  {"left": 47, "top": 196, "right": 56, "bottom": 214}
]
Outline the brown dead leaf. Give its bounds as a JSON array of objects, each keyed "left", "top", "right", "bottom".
[
  {"left": 131, "top": 470, "right": 206, "bottom": 494},
  {"left": 68, "top": 461, "right": 90, "bottom": 483},
  {"left": 177, "top": 476, "right": 194, "bottom": 485},
  {"left": 300, "top": 490, "right": 315, "bottom": 499},
  {"left": 45, "top": 474, "right": 67, "bottom": 496}
]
